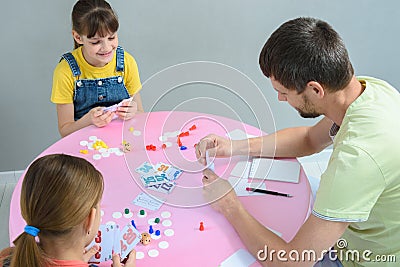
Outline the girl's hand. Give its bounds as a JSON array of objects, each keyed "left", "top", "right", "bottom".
[
  {"left": 116, "top": 99, "right": 138, "bottom": 120},
  {"left": 112, "top": 250, "right": 136, "bottom": 267},
  {"left": 83, "top": 244, "right": 99, "bottom": 262},
  {"left": 89, "top": 107, "right": 114, "bottom": 127}
]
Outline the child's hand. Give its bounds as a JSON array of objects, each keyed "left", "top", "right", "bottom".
[
  {"left": 89, "top": 107, "right": 114, "bottom": 127},
  {"left": 116, "top": 99, "right": 138, "bottom": 121},
  {"left": 112, "top": 250, "right": 136, "bottom": 267},
  {"left": 83, "top": 244, "right": 99, "bottom": 262}
]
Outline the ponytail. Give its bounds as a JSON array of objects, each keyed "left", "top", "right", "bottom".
[{"left": 11, "top": 231, "right": 47, "bottom": 267}]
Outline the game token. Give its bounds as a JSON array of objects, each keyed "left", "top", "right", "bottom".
[
  {"left": 158, "top": 241, "right": 169, "bottom": 249},
  {"left": 199, "top": 222, "right": 204, "bottom": 231}
]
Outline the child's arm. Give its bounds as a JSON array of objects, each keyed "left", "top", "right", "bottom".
[{"left": 56, "top": 104, "right": 114, "bottom": 137}]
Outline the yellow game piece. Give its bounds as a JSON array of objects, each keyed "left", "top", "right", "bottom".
[
  {"left": 129, "top": 127, "right": 134, "bottom": 132},
  {"left": 79, "top": 149, "right": 88, "bottom": 154}
]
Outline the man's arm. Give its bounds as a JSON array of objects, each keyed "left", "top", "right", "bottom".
[
  {"left": 202, "top": 169, "right": 348, "bottom": 267},
  {"left": 234, "top": 116, "right": 333, "bottom": 158}
]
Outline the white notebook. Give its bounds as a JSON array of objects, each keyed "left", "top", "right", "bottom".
[{"left": 249, "top": 158, "right": 300, "bottom": 183}]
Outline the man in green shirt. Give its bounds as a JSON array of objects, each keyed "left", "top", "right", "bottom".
[{"left": 196, "top": 17, "right": 400, "bottom": 267}]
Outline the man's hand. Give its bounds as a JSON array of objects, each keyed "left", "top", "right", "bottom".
[
  {"left": 202, "top": 168, "right": 240, "bottom": 215},
  {"left": 196, "top": 134, "right": 233, "bottom": 165}
]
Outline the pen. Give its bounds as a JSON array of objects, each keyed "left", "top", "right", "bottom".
[{"left": 245, "top": 187, "right": 293, "bottom": 198}]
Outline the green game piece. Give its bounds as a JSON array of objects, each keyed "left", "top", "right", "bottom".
[
  {"left": 140, "top": 209, "right": 145, "bottom": 215},
  {"left": 154, "top": 217, "right": 160, "bottom": 223},
  {"left": 124, "top": 208, "right": 129, "bottom": 214}
]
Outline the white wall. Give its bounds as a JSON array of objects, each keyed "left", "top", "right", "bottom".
[{"left": 1, "top": 0, "right": 399, "bottom": 171}]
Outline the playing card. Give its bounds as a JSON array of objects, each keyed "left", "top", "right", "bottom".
[
  {"left": 155, "top": 162, "right": 183, "bottom": 181},
  {"left": 206, "top": 151, "right": 215, "bottom": 171},
  {"left": 119, "top": 224, "right": 141, "bottom": 259},
  {"left": 135, "top": 161, "right": 155, "bottom": 176},
  {"left": 147, "top": 181, "right": 176, "bottom": 194},
  {"left": 132, "top": 192, "right": 164, "bottom": 211},
  {"left": 165, "top": 166, "right": 183, "bottom": 181},
  {"left": 140, "top": 172, "right": 169, "bottom": 187},
  {"left": 88, "top": 225, "right": 115, "bottom": 263},
  {"left": 103, "top": 97, "right": 133, "bottom": 112},
  {"left": 112, "top": 224, "right": 121, "bottom": 255}
]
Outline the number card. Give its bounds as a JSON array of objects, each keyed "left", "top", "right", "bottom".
[{"left": 118, "top": 224, "right": 141, "bottom": 259}]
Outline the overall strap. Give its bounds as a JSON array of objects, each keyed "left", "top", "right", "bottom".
[
  {"left": 61, "top": 52, "right": 81, "bottom": 77},
  {"left": 116, "top": 46, "right": 125, "bottom": 72}
]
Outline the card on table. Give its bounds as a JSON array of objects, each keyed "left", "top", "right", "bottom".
[
  {"left": 147, "top": 181, "right": 176, "bottom": 194},
  {"left": 220, "top": 248, "right": 256, "bottom": 267},
  {"left": 249, "top": 158, "right": 300, "bottom": 183},
  {"left": 155, "top": 162, "right": 183, "bottom": 181},
  {"left": 132, "top": 192, "right": 164, "bottom": 211}
]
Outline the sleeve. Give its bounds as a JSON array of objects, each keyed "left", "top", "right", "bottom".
[
  {"left": 312, "top": 144, "right": 385, "bottom": 222},
  {"left": 50, "top": 59, "right": 75, "bottom": 104},
  {"left": 123, "top": 52, "right": 142, "bottom": 96}
]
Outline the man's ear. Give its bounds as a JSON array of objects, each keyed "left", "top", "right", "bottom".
[
  {"left": 72, "top": 30, "right": 84, "bottom": 45},
  {"left": 306, "top": 81, "right": 325, "bottom": 99}
]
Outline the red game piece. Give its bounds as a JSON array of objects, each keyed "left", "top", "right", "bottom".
[
  {"left": 146, "top": 144, "right": 157, "bottom": 151},
  {"left": 189, "top": 125, "right": 197, "bottom": 131},
  {"left": 162, "top": 144, "right": 167, "bottom": 149},
  {"left": 177, "top": 137, "right": 182, "bottom": 147},
  {"left": 199, "top": 222, "right": 204, "bottom": 231}
]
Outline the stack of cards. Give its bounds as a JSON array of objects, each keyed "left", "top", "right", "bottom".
[
  {"left": 135, "top": 162, "right": 183, "bottom": 194},
  {"left": 103, "top": 97, "right": 133, "bottom": 113},
  {"left": 88, "top": 224, "right": 141, "bottom": 263}
]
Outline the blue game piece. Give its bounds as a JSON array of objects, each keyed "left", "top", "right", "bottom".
[
  {"left": 131, "top": 220, "right": 136, "bottom": 229},
  {"left": 149, "top": 225, "right": 154, "bottom": 234},
  {"left": 155, "top": 230, "right": 161, "bottom": 236},
  {"left": 180, "top": 146, "right": 187, "bottom": 150}
]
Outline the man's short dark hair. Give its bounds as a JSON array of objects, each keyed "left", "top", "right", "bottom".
[{"left": 259, "top": 17, "right": 354, "bottom": 93}]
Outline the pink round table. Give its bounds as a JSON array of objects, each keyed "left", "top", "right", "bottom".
[{"left": 9, "top": 111, "right": 312, "bottom": 267}]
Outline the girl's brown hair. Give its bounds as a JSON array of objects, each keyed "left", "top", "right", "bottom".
[
  {"left": 10, "top": 154, "right": 104, "bottom": 267},
  {"left": 72, "top": 0, "right": 119, "bottom": 49}
]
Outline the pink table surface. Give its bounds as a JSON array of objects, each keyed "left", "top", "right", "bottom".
[{"left": 9, "top": 111, "right": 312, "bottom": 267}]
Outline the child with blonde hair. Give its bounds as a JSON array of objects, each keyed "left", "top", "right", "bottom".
[{"left": 0, "top": 154, "right": 135, "bottom": 267}]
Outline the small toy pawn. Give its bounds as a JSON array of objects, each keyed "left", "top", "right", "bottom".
[
  {"left": 199, "top": 222, "right": 204, "bottom": 231},
  {"left": 140, "top": 232, "right": 151, "bottom": 245}
]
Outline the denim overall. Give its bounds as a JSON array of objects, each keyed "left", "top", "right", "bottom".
[{"left": 61, "top": 46, "right": 130, "bottom": 121}]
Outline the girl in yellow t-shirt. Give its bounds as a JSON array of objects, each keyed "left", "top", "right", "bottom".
[{"left": 51, "top": 0, "right": 143, "bottom": 137}]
